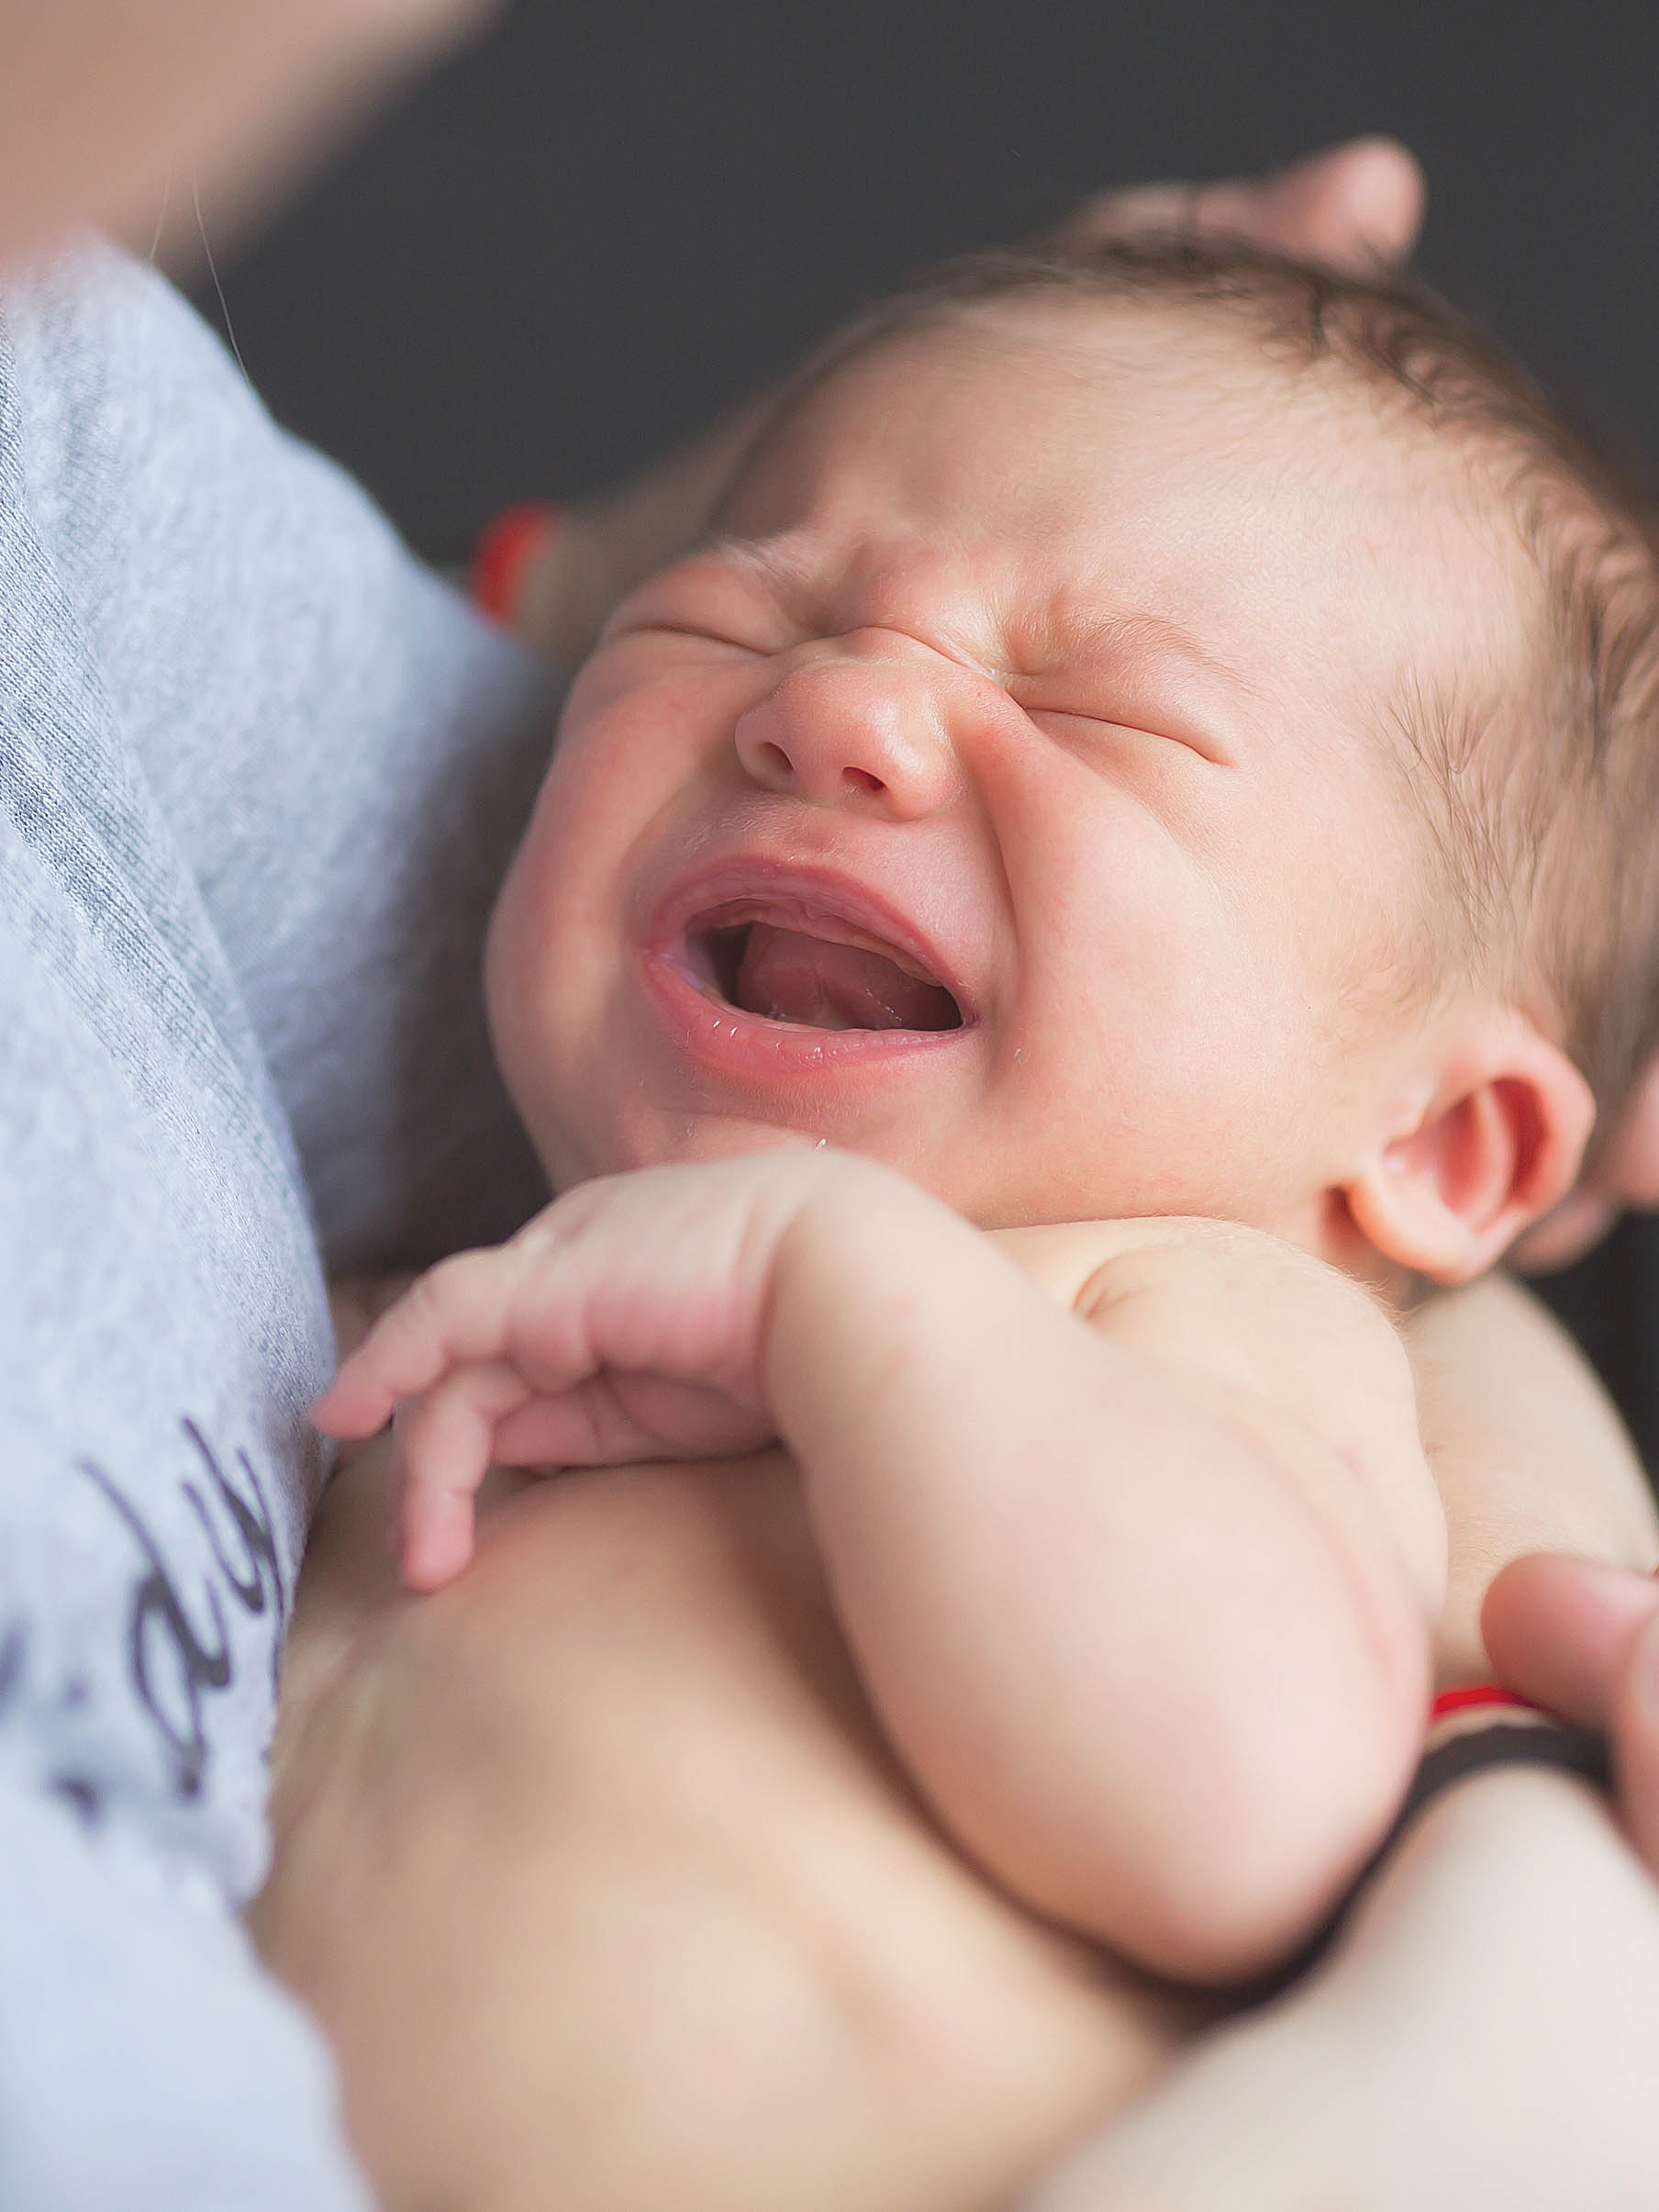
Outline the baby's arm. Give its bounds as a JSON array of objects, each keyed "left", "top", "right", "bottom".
[
  {"left": 771, "top": 1201, "right": 1445, "bottom": 1983},
  {"left": 892, "top": 1212, "right": 1443, "bottom": 1978},
  {"left": 317, "top": 1151, "right": 1442, "bottom": 1983}
]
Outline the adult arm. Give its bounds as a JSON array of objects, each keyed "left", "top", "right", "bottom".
[
  {"left": 1008, "top": 1272, "right": 1659, "bottom": 2211},
  {"left": 1010, "top": 1760, "right": 1659, "bottom": 2212},
  {"left": 0, "top": 0, "right": 493, "bottom": 271},
  {"left": 1404, "top": 1271, "right": 1659, "bottom": 1677}
]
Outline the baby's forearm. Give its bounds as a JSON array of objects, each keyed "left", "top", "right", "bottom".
[{"left": 765, "top": 1179, "right": 1432, "bottom": 1981}]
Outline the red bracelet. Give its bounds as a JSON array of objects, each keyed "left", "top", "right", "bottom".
[
  {"left": 471, "top": 500, "right": 562, "bottom": 626},
  {"left": 1430, "top": 1683, "right": 1542, "bottom": 1720}
]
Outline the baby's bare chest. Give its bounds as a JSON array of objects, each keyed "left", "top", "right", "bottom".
[{"left": 259, "top": 1447, "right": 1187, "bottom": 2212}]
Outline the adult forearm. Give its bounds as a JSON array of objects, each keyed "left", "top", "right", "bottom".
[
  {"left": 1015, "top": 1759, "right": 1659, "bottom": 2212},
  {"left": 1405, "top": 1274, "right": 1657, "bottom": 1679}
]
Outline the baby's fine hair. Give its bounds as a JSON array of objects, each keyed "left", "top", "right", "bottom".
[{"left": 781, "top": 236, "right": 1659, "bottom": 1149}]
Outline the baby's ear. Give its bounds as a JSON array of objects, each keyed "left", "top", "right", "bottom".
[{"left": 1344, "top": 1015, "right": 1597, "bottom": 1286}]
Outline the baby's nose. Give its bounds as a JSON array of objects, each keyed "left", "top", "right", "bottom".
[{"left": 733, "top": 654, "right": 963, "bottom": 819}]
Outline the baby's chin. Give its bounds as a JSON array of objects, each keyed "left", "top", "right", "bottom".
[
  {"left": 530, "top": 1113, "right": 1129, "bottom": 1242},
  {"left": 529, "top": 1102, "right": 1351, "bottom": 1256}
]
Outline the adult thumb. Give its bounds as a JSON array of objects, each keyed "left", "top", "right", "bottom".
[{"left": 1485, "top": 1553, "right": 1659, "bottom": 1869}]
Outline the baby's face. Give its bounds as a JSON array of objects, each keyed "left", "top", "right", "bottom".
[{"left": 488, "top": 297, "right": 1522, "bottom": 1246}]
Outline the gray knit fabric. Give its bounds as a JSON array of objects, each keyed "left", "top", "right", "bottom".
[{"left": 0, "top": 239, "right": 559, "bottom": 2208}]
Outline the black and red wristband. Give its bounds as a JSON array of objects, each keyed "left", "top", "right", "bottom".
[
  {"left": 1393, "top": 1684, "right": 1609, "bottom": 1840},
  {"left": 1239, "top": 1686, "right": 1609, "bottom": 2007}
]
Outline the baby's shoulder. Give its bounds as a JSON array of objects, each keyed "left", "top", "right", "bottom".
[
  {"left": 993, "top": 1213, "right": 1390, "bottom": 1339},
  {"left": 993, "top": 1214, "right": 1421, "bottom": 1473}
]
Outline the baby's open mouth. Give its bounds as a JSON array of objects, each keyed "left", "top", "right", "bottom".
[{"left": 687, "top": 916, "right": 963, "bottom": 1033}]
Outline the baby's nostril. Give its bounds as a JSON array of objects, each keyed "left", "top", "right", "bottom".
[
  {"left": 758, "top": 741, "right": 793, "bottom": 778},
  {"left": 843, "top": 768, "right": 885, "bottom": 797}
]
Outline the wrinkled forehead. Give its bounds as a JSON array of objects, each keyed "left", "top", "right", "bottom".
[
  {"left": 726, "top": 296, "right": 1296, "bottom": 535},
  {"left": 730, "top": 293, "right": 1408, "bottom": 516},
  {"left": 720, "top": 295, "right": 1533, "bottom": 727}
]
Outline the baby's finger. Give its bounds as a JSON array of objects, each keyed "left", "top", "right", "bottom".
[
  {"left": 489, "top": 1379, "right": 658, "bottom": 1469},
  {"left": 397, "top": 1481, "right": 478, "bottom": 1595},
  {"left": 313, "top": 1248, "right": 534, "bottom": 1437},
  {"left": 393, "top": 1360, "right": 534, "bottom": 1592},
  {"left": 311, "top": 1364, "right": 397, "bottom": 1439},
  {"left": 384, "top": 1451, "right": 408, "bottom": 1564}
]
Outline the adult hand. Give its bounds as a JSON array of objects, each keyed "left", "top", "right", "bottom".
[
  {"left": 1043, "top": 132, "right": 1423, "bottom": 270},
  {"left": 1009, "top": 1762, "right": 1659, "bottom": 2212},
  {"left": 508, "top": 136, "right": 1426, "bottom": 667}
]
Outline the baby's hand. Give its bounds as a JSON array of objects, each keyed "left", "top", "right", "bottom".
[{"left": 311, "top": 1153, "right": 845, "bottom": 1591}]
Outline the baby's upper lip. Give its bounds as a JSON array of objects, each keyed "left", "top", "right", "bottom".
[{"left": 646, "top": 852, "right": 978, "bottom": 1025}]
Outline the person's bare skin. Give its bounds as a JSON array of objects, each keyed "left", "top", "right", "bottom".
[
  {"left": 0, "top": 0, "right": 497, "bottom": 272},
  {"left": 3, "top": 10, "right": 1653, "bottom": 2187},
  {"left": 258, "top": 1435, "right": 1199, "bottom": 2212},
  {"left": 251, "top": 1267, "right": 1657, "bottom": 2212},
  {"left": 257, "top": 195, "right": 1659, "bottom": 2208}
]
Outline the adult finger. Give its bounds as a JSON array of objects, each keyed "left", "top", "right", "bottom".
[
  {"left": 1598, "top": 1056, "right": 1659, "bottom": 1208},
  {"left": 1483, "top": 1553, "right": 1659, "bottom": 1726},
  {"left": 1508, "top": 1187, "right": 1619, "bottom": 1274},
  {"left": 1610, "top": 1605, "right": 1659, "bottom": 1871},
  {"left": 1486, "top": 1553, "right": 1659, "bottom": 1874},
  {"left": 1052, "top": 136, "right": 1426, "bottom": 276}
]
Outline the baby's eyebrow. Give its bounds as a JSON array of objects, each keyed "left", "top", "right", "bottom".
[
  {"left": 1034, "top": 607, "right": 1258, "bottom": 701},
  {"left": 703, "top": 532, "right": 817, "bottom": 597},
  {"left": 698, "top": 541, "right": 1261, "bottom": 740}
]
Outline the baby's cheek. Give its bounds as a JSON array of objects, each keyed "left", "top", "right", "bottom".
[
  {"left": 484, "top": 841, "right": 622, "bottom": 1195},
  {"left": 555, "top": 636, "right": 647, "bottom": 730},
  {"left": 484, "top": 840, "right": 561, "bottom": 1118}
]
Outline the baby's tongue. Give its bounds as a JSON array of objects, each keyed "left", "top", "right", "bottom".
[{"left": 734, "top": 922, "right": 952, "bottom": 1032}]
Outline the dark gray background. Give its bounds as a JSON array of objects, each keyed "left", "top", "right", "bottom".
[
  {"left": 201, "top": 2, "right": 1659, "bottom": 556},
  {"left": 196, "top": 0, "right": 1659, "bottom": 1458}
]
